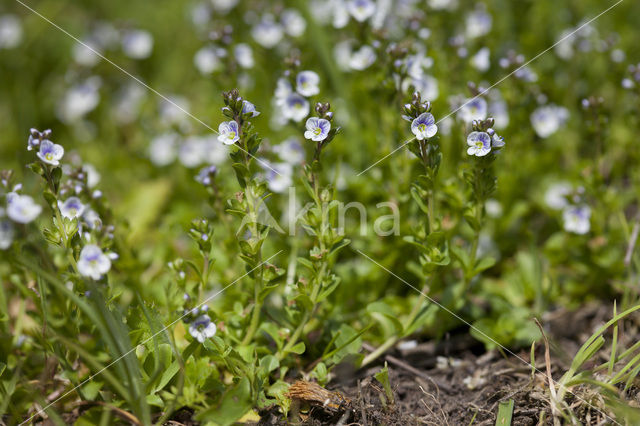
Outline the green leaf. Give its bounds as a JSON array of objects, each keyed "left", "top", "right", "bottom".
[
  {"left": 116, "top": 179, "right": 171, "bottom": 243},
  {"left": 474, "top": 257, "right": 496, "bottom": 275},
  {"left": 289, "top": 342, "right": 306, "bottom": 354},
  {"left": 195, "top": 377, "right": 252, "bottom": 426},
  {"left": 374, "top": 363, "right": 395, "bottom": 406},
  {"left": 367, "top": 301, "right": 403, "bottom": 335},
  {"left": 495, "top": 399, "right": 514, "bottom": 426}
]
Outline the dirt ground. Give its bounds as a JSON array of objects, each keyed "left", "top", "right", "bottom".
[{"left": 256, "top": 303, "right": 640, "bottom": 425}]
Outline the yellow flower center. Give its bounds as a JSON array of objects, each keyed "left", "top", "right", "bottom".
[
  {"left": 45, "top": 153, "right": 54, "bottom": 160},
  {"left": 475, "top": 141, "right": 484, "bottom": 148},
  {"left": 418, "top": 124, "right": 426, "bottom": 132},
  {"left": 313, "top": 127, "right": 322, "bottom": 135},
  {"left": 228, "top": 131, "right": 236, "bottom": 139}
]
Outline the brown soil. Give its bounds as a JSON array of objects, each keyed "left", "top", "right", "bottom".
[{"left": 257, "top": 303, "right": 640, "bottom": 425}]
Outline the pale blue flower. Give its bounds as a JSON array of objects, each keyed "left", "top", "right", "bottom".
[
  {"left": 545, "top": 182, "right": 572, "bottom": 210},
  {"left": 304, "top": 117, "right": 331, "bottom": 142},
  {"left": 281, "top": 9, "right": 306, "bottom": 37},
  {"left": 58, "top": 196, "right": 85, "bottom": 219},
  {"left": 530, "top": 105, "right": 568, "bottom": 138},
  {"left": 273, "top": 138, "right": 305, "bottom": 164},
  {"left": 0, "top": 220, "right": 13, "bottom": 250},
  {"left": 189, "top": 314, "right": 217, "bottom": 343},
  {"left": 459, "top": 97, "right": 487, "bottom": 122},
  {"left": 195, "top": 165, "right": 217, "bottom": 185},
  {"left": 37, "top": 139, "right": 64, "bottom": 166},
  {"left": 242, "top": 100, "right": 260, "bottom": 117},
  {"left": 349, "top": 45, "right": 376, "bottom": 70},
  {"left": 27, "top": 128, "right": 51, "bottom": 151},
  {"left": 262, "top": 162, "right": 293, "bottom": 193},
  {"left": 465, "top": 8, "right": 492, "bottom": 39},
  {"left": 296, "top": 70, "right": 320, "bottom": 97},
  {"left": 489, "top": 130, "right": 505, "bottom": 148},
  {"left": 194, "top": 46, "right": 222, "bottom": 75},
  {"left": 149, "top": 132, "right": 178, "bottom": 166},
  {"left": 563, "top": 205, "right": 591, "bottom": 235},
  {"left": 411, "top": 113, "right": 438, "bottom": 140},
  {"left": 234, "top": 43, "right": 254, "bottom": 69},
  {"left": 77, "top": 244, "right": 111, "bottom": 280},
  {"left": 122, "top": 29, "right": 153, "bottom": 59},
  {"left": 282, "top": 93, "right": 310, "bottom": 122},
  {"left": 347, "top": 0, "right": 376, "bottom": 22},
  {"left": 466, "top": 131, "right": 491, "bottom": 157},
  {"left": 251, "top": 15, "right": 283, "bottom": 49},
  {"left": 6, "top": 193, "right": 41, "bottom": 224},
  {"left": 217, "top": 120, "right": 240, "bottom": 145}
]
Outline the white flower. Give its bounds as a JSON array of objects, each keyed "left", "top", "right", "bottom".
[
  {"left": 122, "top": 29, "right": 153, "bottom": 59},
  {"left": 281, "top": 93, "right": 310, "bottom": 122},
  {"left": 485, "top": 199, "right": 503, "bottom": 218},
  {"left": 296, "top": 71, "right": 320, "bottom": 97},
  {"left": 402, "top": 75, "right": 439, "bottom": 101},
  {"left": 275, "top": 78, "right": 293, "bottom": 105},
  {"left": 83, "top": 164, "right": 101, "bottom": 188},
  {"left": 428, "top": 0, "right": 458, "bottom": 10},
  {"left": 349, "top": 45, "right": 376, "bottom": 70},
  {"left": 0, "top": 15, "right": 22, "bottom": 49},
  {"left": 465, "top": 9, "right": 492, "bottom": 39},
  {"left": 78, "top": 244, "right": 112, "bottom": 280},
  {"left": 563, "top": 205, "right": 591, "bottom": 235},
  {"left": 304, "top": 117, "right": 331, "bottom": 142},
  {"left": 459, "top": 97, "right": 488, "bottom": 123},
  {"left": 203, "top": 135, "right": 228, "bottom": 165},
  {"left": 251, "top": 15, "right": 283, "bottom": 48},
  {"left": 273, "top": 138, "right": 305, "bottom": 164},
  {"left": 0, "top": 220, "right": 14, "bottom": 250},
  {"left": 471, "top": 47, "right": 490, "bottom": 72},
  {"left": 217, "top": 121, "right": 240, "bottom": 145},
  {"left": 530, "top": 105, "right": 569, "bottom": 138},
  {"left": 194, "top": 46, "right": 222, "bottom": 75},
  {"left": 234, "top": 43, "right": 254, "bottom": 68},
  {"left": 179, "top": 136, "right": 207, "bottom": 168},
  {"left": 488, "top": 99, "right": 509, "bottom": 129},
  {"left": 211, "top": 0, "right": 239, "bottom": 13},
  {"left": 545, "top": 182, "right": 572, "bottom": 210},
  {"left": 334, "top": 40, "right": 353, "bottom": 71},
  {"left": 58, "top": 197, "right": 85, "bottom": 220},
  {"left": 149, "top": 133, "right": 178, "bottom": 166},
  {"left": 332, "top": 0, "right": 350, "bottom": 28},
  {"left": 347, "top": 0, "right": 376, "bottom": 22},
  {"left": 281, "top": 9, "right": 306, "bottom": 37},
  {"left": 73, "top": 40, "right": 101, "bottom": 67},
  {"left": 37, "top": 140, "right": 65, "bottom": 166},
  {"left": 554, "top": 29, "right": 576, "bottom": 60},
  {"left": 82, "top": 209, "right": 102, "bottom": 230},
  {"left": 263, "top": 162, "right": 293, "bottom": 193},
  {"left": 113, "top": 83, "right": 146, "bottom": 124},
  {"left": 58, "top": 78, "right": 101, "bottom": 123},
  {"left": 466, "top": 131, "right": 491, "bottom": 157},
  {"left": 411, "top": 113, "right": 438, "bottom": 140},
  {"left": 189, "top": 314, "right": 217, "bottom": 343},
  {"left": 159, "top": 95, "right": 190, "bottom": 127},
  {"left": 7, "top": 193, "right": 41, "bottom": 224}
]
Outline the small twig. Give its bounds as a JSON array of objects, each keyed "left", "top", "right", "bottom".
[
  {"left": 624, "top": 220, "right": 640, "bottom": 267},
  {"left": 384, "top": 354, "right": 454, "bottom": 393},
  {"left": 75, "top": 401, "right": 142, "bottom": 425},
  {"left": 534, "top": 318, "right": 560, "bottom": 423},
  {"left": 357, "top": 380, "right": 368, "bottom": 426}
]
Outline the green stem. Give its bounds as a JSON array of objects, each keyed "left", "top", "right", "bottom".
[
  {"left": 241, "top": 281, "right": 262, "bottom": 346},
  {"left": 361, "top": 278, "right": 430, "bottom": 367},
  {"left": 463, "top": 200, "right": 484, "bottom": 294}
]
